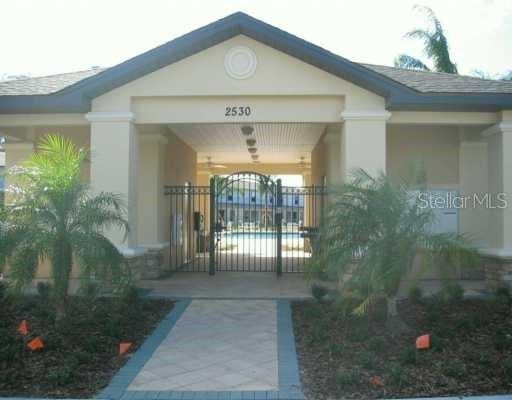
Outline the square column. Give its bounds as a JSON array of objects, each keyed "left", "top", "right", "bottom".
[
  {"left": 482, "top": 115, "right": 512, "bottom": 252},
  {"left": 86, "top": 112, "right": 139, "bottom": 251},
  {"left": 138, "top": 133, "right": 168, "bottom": 246},
  {"left": 341, "top": 111, "right": 390, "bottom": 179}
]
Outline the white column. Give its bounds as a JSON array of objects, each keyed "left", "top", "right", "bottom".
[
  {"left": 482, "top": 114, "right": 512, "bottom": 254},
  {"left": 340, "top": 111, "right": 390, "bottom": 179},
  {"left": 138, "top": 133, "right": 168, "bottom": 247},
  {"left": 86, "top": 112, "right": 140, "bottom": 253},
  {"left": 323, "top": 128, "right": 341, "bottom": 185},
  {"left": 459, "top": 142, "right": 488, "bottom": 245}
]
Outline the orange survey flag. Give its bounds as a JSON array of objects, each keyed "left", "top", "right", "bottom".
[
  {"left": 17, "top": 320, "right": 28, "bottom": 336},
  {"left": 416, "top": 334, "right": 430, "bottom": 350},
  {"left": 369, "top": 376, "right": 385, "bottom": 387},
  {"left": 119, "top": 342, "right": 132, "bottom": 356},
  {"left": 27, "top": 337, "right": 44, "bottom": 351}
]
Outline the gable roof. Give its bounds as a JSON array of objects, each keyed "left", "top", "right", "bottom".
[{"left": 0, "top": 12, "right": 511, "bottom": 113}]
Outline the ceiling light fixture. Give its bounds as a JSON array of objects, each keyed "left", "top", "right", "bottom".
[
  {"left": 248, "top": 147, "right": 257, "bottom": 154},
  {"left": 251, "top": 154, "right": 259, "bottom": 160},
  {"left": 246, "top": 138, "right": 256, "bottom": 147},
  {"left": 241, "top": 126, "right": 254, "bottom": 136}
]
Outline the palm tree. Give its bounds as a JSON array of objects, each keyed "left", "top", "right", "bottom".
[
  {"left": 0, "top": 135, "right": 128, "bottom": 318},
  {"left": 307, "top": 169, "right": 478, "bottom": 326},
  {"left": 395, "top": 6, "right": 458, "bottom": 74}
]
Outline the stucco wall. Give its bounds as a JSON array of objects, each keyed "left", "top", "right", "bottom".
[
  {"left": 386, "top": 124, "right": 460, "bottom": 185},
  {"left": 91, "top": 35, "right": 384, "bottom": 121},
  {"left": 310, "top": 136, "right": 326, "bottom": 187}
]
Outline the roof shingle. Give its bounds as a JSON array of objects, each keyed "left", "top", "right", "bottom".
[
  {"left": 1, "top": 61, "right": 511, "bottom": 98},
  {"left": 0, "top": 68, "right": 106, "bottom": 96},
  {"left": 361, "top": 63, "right": 512, "bottom": 94}
]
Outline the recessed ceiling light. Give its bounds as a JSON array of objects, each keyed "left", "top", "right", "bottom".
[
  {"left": 241, "top": 126, "right": 254, "bottom": 136},
  {"left": 248, "top": 147, "right": 257, "bottom": 154},
  {"left": 246, "top": 138, "right": 256, "bottom": 147}
]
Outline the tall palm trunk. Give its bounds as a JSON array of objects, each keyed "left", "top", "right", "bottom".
[{"left": 52, "top": 239, "right": 73, "bottom": 320}]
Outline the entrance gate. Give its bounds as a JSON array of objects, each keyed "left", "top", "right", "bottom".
[{"left": 164, "top": 172, "right": 325, "bottom": 275}]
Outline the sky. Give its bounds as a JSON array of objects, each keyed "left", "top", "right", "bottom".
[{"left": 0, "top": 0, "right": 511, "bottom": 79}]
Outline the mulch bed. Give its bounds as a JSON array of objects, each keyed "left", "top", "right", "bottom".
[
  {"left": 0, "top": 292, "right": 174, "bottom": 398},
  {"left": 292, "top": 295, "right": 512, "bottom": 399}
]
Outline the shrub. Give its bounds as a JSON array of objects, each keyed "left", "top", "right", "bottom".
[
  {"left": 75, "top": 350, "right": 94, "bottom": 365},
  {"left": 347, "top": 323, "right": 370, "bottom": 343},
  {"left": 475, "top": 353, "right": 493, "bottom": 368},
  {"left": 47, "top": 365, "right": 76, "bottom": 386},
  {"left": 336, "top": 367, "right": 360, "bottom": 387},
  {"left": 306, "top": 325, "right": 328, "bottom": 345},
  {"left": 455, "top": 315, "right": 478, "bottom": 333},
  {"left": 0, "top": 281, "right": 7, "bottom": 302},
  {"left": 37, "top": 281, "right": 52, "bottom": 302},
  {"left": 83, "top": 335, "right": 102, "bottom": 353},
  {"left": 442, "top": 360, "right": 466, "bottom": 378},
  {"left": 121, "top": 284, "right": 140, "bottom": 304},
  {"left": 327, "top": 342, "right": 344, "bottom": 356},
  {"left": 368, "top": 336, "right": 386, "bottom": 352},
  {"left": 408, "top": 286, "right": 423, "bottom": 303},
  {"left": 444, "top": 283, "right": 464, "bottom": 303},
  {"left": 0, "top": 328, "right": 21, "bottom": 363},
  {"left": 494, "top": 329, "right": 512, "bottom": 351},
  {"left": 102, "top": 318, "right": 123, "bottom": 339},
  {"left": 503, "top": 356, "right": 512, "bottom": 381},
  {"left": 387, "top": 362, "right": 409, "bottom": 387},
  {"left": 79, "top": 280, "right": 100, "bottom": 301},
  {"left": 303, "top": 303, "right": 323, "bottom": 320},
  {"left": 495, "top": 286, "right": 512, "bottom": 308},
  {"left": 358, "top": 350, "right": 377, "bottom": 369},
  {"left": 430, "top": 335, "right": 445, "bottom": 352},
  {"left": 311, "top": 283, "right": 329, "bottom": 301},
  {"left": 399, "top": 347, "right": 418, "bottom": 365}
]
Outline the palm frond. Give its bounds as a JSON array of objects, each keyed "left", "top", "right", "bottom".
[
  {"left": 308, "top": 164, "right": 477, "bottom": 316},
  {"left": 394, "top": 55, "right": 430, "bottom": 71}
]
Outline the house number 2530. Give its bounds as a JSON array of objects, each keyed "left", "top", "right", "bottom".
[{"left": 225, "top": 106, "right": 251, "bottom": 117}]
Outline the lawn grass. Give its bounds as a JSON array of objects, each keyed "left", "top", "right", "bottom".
[
  {"left": 0, "top": 288, "right": 173, "bottom": 398},
  {"left": 292, "top": 293, "right": 512, "bottom": 399}
]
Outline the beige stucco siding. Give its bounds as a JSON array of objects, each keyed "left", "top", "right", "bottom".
[
  {"left": 386, "top": 124, "right": 460, "bottom": 185},
  {"left": 92, "top": 35, "right": 384, "bottom": 119},
  {"left": 310, "top": 137, "right": 326, "bottom": 187}
]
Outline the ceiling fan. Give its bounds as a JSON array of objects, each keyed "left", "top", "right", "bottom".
[
  {"left": 298, "top": 156, "right": 311, "bottom": 170},
  {"left": 205, "top": 156, "right": 227, "bottom": 170}
]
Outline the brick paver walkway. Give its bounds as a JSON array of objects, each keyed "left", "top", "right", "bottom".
[{"left": 128, "top": 300, "right": 278, "bottom": 391}]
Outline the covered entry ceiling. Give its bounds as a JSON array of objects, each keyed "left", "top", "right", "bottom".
[{"left": 168, "top": 123, "right": 326, "bottom": 164}]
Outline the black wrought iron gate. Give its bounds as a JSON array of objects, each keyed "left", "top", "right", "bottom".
[{"left": 164, "top": 172, "right": 325, "bottom": 274}]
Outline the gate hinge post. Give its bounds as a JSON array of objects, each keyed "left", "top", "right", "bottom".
[
  {"left": 276, "top": 178, "right": 283, "bottom": 277},
  {"left": 209, "top": 177, "right": 216, "bottom": 275}
]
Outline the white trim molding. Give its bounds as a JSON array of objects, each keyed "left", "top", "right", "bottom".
[
  {"left": 481, "top": 122, "right": 512, "bottom": 137},
  {"left": 341, "top": 110, "right": 391, "bottom": 121},
  {"left": 85, "top": 112, "right": 135, "bottom": 123}
]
